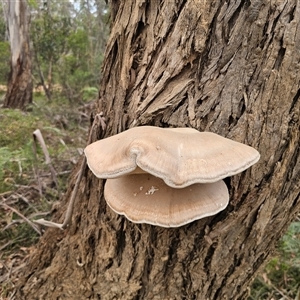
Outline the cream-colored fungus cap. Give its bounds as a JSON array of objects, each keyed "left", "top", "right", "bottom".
[
  {"left": 84, "top": 126, "right": 260, "bottom": 188},
  {"left": 104, "top": 174, "right": 229, "bottom": 227}
]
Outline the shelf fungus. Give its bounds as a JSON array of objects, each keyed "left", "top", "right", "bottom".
[
  {"left": 104, "top": 174, "right": 229, "bottom": 227},
  {"left": 84, "top": 126, "right": 260, "bottom": 227}
]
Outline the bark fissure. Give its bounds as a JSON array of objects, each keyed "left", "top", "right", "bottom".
[{"left": 290, "top": 88, "right": 300, "bottom": 113}]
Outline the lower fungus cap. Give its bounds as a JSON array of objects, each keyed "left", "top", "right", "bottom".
[{"left": 104, "top": 173, "right": 229, "bottom": 228}]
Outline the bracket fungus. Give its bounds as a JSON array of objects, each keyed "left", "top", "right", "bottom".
[
  {"left": 84, "top": 126, "right": 260, "bottom": 227},
  {"left": 104, "top": 174, "right": 229, "bottom": 227}
]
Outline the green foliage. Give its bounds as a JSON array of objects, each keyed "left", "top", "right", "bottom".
[
  {"left": 280, "top": 221, "right": 300, "bottom": 267},
  {"left": 0, "top": 109, "right": 41, "bottom": 148},
  {"left": 30, "top": 0, "right": 109, "bottom": 102},
  {"left": 0, "top": 144, "right": 34, "bottom": 182},
  {"left": 0, "top": 147, "right": 12, "bottom": 181},
  {"left": 0, "top": 109, "right": 42, "bottom": 192},
  {"left": 32, "top": 14, "right": 70, "bottom": 63},
  {"left": 0, "top": 42, "right": 10, "bottom": 84},
  {"left": 0, "top": 3, "right": 6, "bottom": 41},
  {"left": 27, "top": 0, "right": 38, "bottom": 9},
  {"left": 0, "top": 99, "right": 77, "bottom": 193},
  {"left": 249, "top": 221, "right": 300, "bottom": 299},
  {"left": 81, "top": 86, "right": 98, "bottom": 101},
  {"left": 57, "top": 26, "right": 104, "bottom": 100},
  {"left": 67, "top": 29, "right": 89, "bottom": 55}
]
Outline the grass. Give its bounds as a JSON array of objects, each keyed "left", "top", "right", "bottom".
[
  {"left": 0, "top": 109, "right": 42, "bottom": 193},
  {"left": 0, "top": 93, "right": 91, "bottom": 298},
  {"left": 249, "top": 220, "right": 300, "bottom": 299}
]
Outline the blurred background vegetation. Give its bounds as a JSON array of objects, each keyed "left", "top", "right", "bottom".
[
  {"left": 0, "top": 0, "right": 108, "bottom": 100},
  {"left": 0, "top": 1, "right": 299, "bottom": 299}
]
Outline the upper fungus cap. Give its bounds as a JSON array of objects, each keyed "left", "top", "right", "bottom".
[
  {"left": 104, "top": 174, "right": 229, "bottom": 227},
  {"left": 84, "top": 126, "right": 260, "bottom": 188}
]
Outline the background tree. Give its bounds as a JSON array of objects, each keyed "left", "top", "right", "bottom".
[
  {"left": 3, "top": 0, "right": 33, "bottom": 110},
  {"left": 16, "top": 1, "right": 300, "bottom": 299},
  {"left": 0, "top": 2, "right": 9, "bottom": 85},
  {"left": 30, "top": 0, "right": 108, "bottom": 102}
]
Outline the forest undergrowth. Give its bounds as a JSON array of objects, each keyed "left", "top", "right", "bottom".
[{"left": 0, "top": 92, "right": 95, "bottom": 298}]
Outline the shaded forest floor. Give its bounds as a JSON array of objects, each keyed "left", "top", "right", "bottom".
[
  {"left": 0, "top": 93, "right": 299, "bottom": 299},
  {"left": 0, "top": 92, "right": 94, "bottom": 298}
]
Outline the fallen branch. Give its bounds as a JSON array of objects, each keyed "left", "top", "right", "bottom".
[
  {"left": 34, "top": 156, "right": 86, "bottom": 230},
  {"left": 0, "top": 203, "right": 41, "bottom": 235},
  {"left": 33, "top": 112, "right": 106, "bottom": 230},
  {"left": 32, "top": 129, "right": 58, "bottom": 189},
  {"left": 0, "top": 262, "right": 27, "bottom": 286}
]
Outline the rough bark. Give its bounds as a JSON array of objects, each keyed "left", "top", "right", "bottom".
[
  {"left": 3, "top": 0, "right": 33, "bottom": 110},
  {"left": 16, "top": 0, "right": 300, "bottom": 299}
]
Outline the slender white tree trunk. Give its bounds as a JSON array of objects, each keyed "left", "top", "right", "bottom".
[{"left": 3, "top": 0, "right": 32, "bottom": 110}]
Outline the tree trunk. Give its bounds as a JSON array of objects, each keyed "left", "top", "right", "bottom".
[
  {"left": 3, "top": 0, "right": 32, "bottom": 110},
  {"left": 16, "top": 1, "right": 300, "bottom": 299}
]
